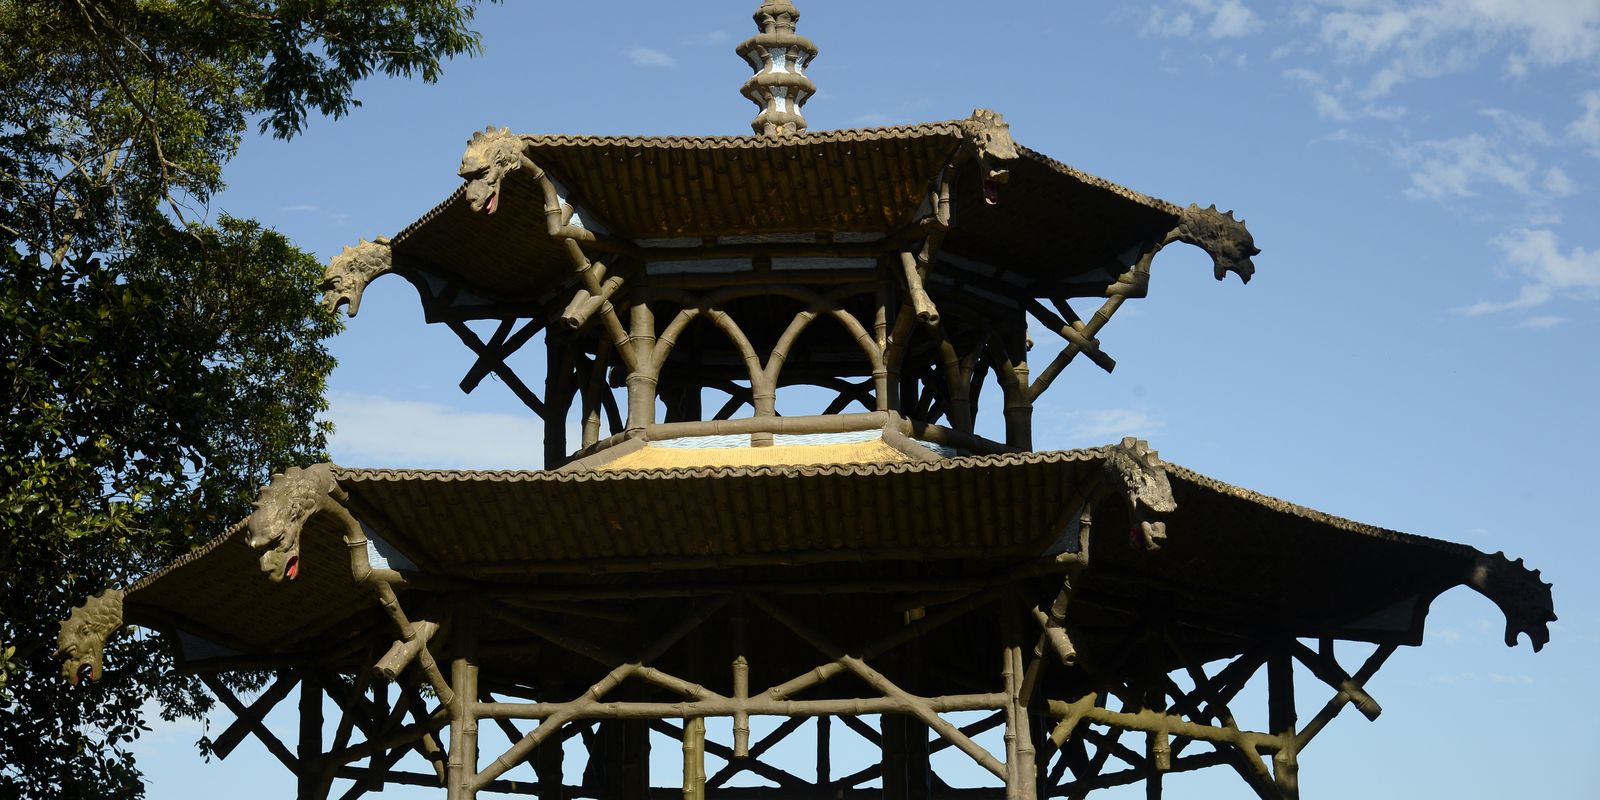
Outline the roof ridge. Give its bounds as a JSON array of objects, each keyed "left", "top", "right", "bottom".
[
  {"left": 518, "top": 120, "right": 970, "bottom": 148},
  {"left": 329, "top": 447, "right": 1112, "bottom": 484},
  {"left": 1162, "top": 461, "right": 1474, "bottom": 554},
  {"left": 126, "top": 518, "right": 249, "bottom": 594}
]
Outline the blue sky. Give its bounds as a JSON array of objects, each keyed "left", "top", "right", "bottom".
[{"left": 129, "top": 2, "right": 1596, "bottom": 797}]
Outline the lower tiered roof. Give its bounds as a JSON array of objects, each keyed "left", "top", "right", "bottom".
[{"left": 108, "top": 442, "right": 1552, "bottom": 678}]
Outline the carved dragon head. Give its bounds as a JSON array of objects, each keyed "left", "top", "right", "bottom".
[
  {"left": 964, "top": 109, "right": 1020, "bottom": 205},
  {"left": 55, "top": 589, "right": 124, "bottom": 685},
  {"left": 1466, "top": 551, "right": 1557, "bottom": 652},
  {"left": 245, "top": 464, "right": 338, "bottom": 582},
  {"left": 1102, "top": 437, "right": 1177, "bottom": 552},
  {"left": 1170, "top": 204, "right": 1259, "bottom": 284},
  {"left": 458, "top": 126, "right": 528, "bottom": 215},
  {"left": 321, "top": 237, "right": 392, "bottom": 318}
]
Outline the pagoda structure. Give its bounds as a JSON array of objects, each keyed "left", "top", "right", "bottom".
[{"left": 59, "top": 3, "right": 1554, "bottom": 799}]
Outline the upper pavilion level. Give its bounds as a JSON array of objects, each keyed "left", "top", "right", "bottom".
[{"left": 319, "top": 3, "right": 1259, "bottom": 471}]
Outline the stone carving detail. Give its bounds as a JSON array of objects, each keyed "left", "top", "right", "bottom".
[
  {"left": 737, "top": 1, "right": 818, "bottom": 136},
  {"left": 1169, "top": 203, "right": 1259, "bottom": 284},
  {"left": 55, "top": 589, "right": 124, "bottom": 685},
  {"left": 1103, "top": 437, "right": 1177, "bottom": 552},
  {"left": 321, "top": 237, "right": 392, "bottom": 318},
  {"left": 1466, "top": 551, "right": 1556, "bottom": 652},
  {"left": 459, "top": 126, "right": 533, "bottom": 215},
  {"left": 245, "top": 464, "right": 342, "bottom": 583},
  {"left": 963, "top": 109, "right": 1020, "bottom": 205}
]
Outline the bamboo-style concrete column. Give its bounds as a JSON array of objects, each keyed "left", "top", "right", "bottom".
[
  {"left": 1000, "top": 329, "right": 1032, "bottom": 450},
  {"left": 881, "top": 715, "right": 910, "bottom": 800},
  {"left": 1144, "top": 675, "right": 1168, "bottom": 799},
  {"left": 875, "top": 279, "right": 895, "bottom": 411},
  {"left": 370, "top": 679, "right": 389, "bottom": 792},
  {"left": 600, "top": 720, "right": 650, "bottom": 800},
  {"left": 447, "top": 610, "right": 480, "bottom": 800},
  {"left": 535, "top": 730, "right": 564, "bottom": 800},
  {"left": 1269, "top": 649, "right": 1300, "bottom": 800},
  {"left": 682, "top": 717, "right": 707, "bottom": 800},
  {"left": 544, "top": 331, "right": 573, "bottom": 467},
  {"left": 816, "top": 715, "right": 832, "bottom": 794},
  {"left": 1003, "top": 604, "right": 1037, "bottom": 800},
  {"left": 625, "top": 273, "right": 657, "bottom": 434},
  {"left": 732, "top": 608, "right": 751, "bottom": 757},
  {"left": 580, "top": 340, "right": 613, "bottom": 449},
  {"left": 298, "top": 670, "right": 324, "bottom": 799}
]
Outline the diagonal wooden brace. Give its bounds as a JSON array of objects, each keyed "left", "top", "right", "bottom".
[
  {"left": 470, "top": 598, "right": 726, "bottom": 790},
  {"left": 208, "top": 671, "right": 300, "bottom": 760},
  {"left": 446, "top": 319, "right": 546, "bottom": 416},
  {"left": 1025, "top": 299, "right": 1116, "bottom": 374},
  {"left": 1033, "top": 570, "right": 1081, "bottom": 666},
  {"left": 750, "top": 595, "right": 1007, "bottom": 780},
  {"left": 201, "top": 672, "right": 300, "bottom": 770},
  {"left": 1289, "top": 640, "right": 1382, "bottom": 721},
  {"left": 458, "top": 318, "right": 545, "bottom": 394}
]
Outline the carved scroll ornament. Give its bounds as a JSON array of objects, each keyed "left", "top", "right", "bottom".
[
  {"left": 1466, "top": 551, "right": 1556, "bottom": 652},
  {"left": 55, "top": 589, "right": 124, "bottom": 685},
  {"left": 244, "top": 464, "right": 344, "bottom": 583},
  {"left": 1102, "top": 437, "right": 1177, "bottom": 552},
  {"left": 321, "top": 237, "right": 392, "bottom": 318}
]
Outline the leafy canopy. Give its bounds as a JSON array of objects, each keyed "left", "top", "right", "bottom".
[{"left": 0, "top": 1, "right": 494, "bottom": 796}]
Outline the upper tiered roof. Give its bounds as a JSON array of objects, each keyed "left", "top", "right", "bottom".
[{"left": 377, "top": 119, "right": 1219, "bottom": 323}]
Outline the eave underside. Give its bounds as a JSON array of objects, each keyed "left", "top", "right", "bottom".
[{"left": 124, "top": 451, "right": 1510, "bottom": 675}]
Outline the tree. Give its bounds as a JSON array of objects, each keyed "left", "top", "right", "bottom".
[{"left": 0, "top": 2, "right": 496, "bottom": 795}]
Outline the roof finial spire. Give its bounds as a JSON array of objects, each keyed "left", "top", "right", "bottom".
[{"left": 737, "top": 1, "right": 817, "bottom": 137}]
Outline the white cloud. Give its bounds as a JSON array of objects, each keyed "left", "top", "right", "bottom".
[
  {"left": 1394, "top": 117, "right": 1576, "bottom": 201},
  {"left": 1432, "top": 671, "right": 1535, "bottom": 686},
  {"left": 1431, "top": 627, "right": 1463, "bottom": 644},
  {"left": 1461, "top": 227, "right": 1600, "bottom": 314},
  {"left": 1399, "top": 134, "right": 1538, "bottom": 199},
  {"left": 124, "top": 694, "right": 206, "bottom": 763},
  {"left": 1313, "top": 0, "right": 1600, "bottom": 95},
  {"left": 1062, "top": 408, "right": 1165, "bottom": 441},
  {"left": 627, "top": 47, "right": 676, "bottom": 68},
  {"left": 325, "top": 392, "right": 544, "bottom": 470},
  {"left": 275, "top": 203, "right": 350, "bottom": 227},
  {"left": 1206, "top": 0, "right": 1263, "bottom": 38},
  {"left": 1316, "top": 91, "right": 1405, "bottom": 121},
  {"left": 1482, "top": 108, "right": 1555, "bottom": 146},
  {"left": 1569, "top": 90, "right": 1600, "bottom": 154},
  {"left": 1514, "top": 315, "right": 1566, "bottom": 329},
  {"left": 1540, "top": 167, "right": 1577, "bottom": 197},
  {"left": 1145, "top": 6, "right": 1195, "bottom": 37},
  {"left": 1314, "top": 90, "right": 1351, "bottom": 121},
  {"left": 1285, "top": 67, "right": 1405, "bottom": 121},
  {"left": 1146, "top": 0, "right": 1261, "bottom": 39}
]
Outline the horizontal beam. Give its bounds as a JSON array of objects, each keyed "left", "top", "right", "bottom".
[
  {"left": 476, "top": 693, "right": 1008, "bottom": 721},
  {"left": 647, "top": 411, "right": 889, "bottom": 440},
  {"left": 332, "top": 766, "right": 528, "bottom": 795},
  {"left": 464, "top": 546, "right": 1057, "bottom": 577},
  {"left": 1046, "top": 700, "right": 1286, "bottom": 755}
]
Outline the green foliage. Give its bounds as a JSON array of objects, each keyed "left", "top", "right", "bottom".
[{"left": 0, "top": 1, "right": 494, "bottom": 796}]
